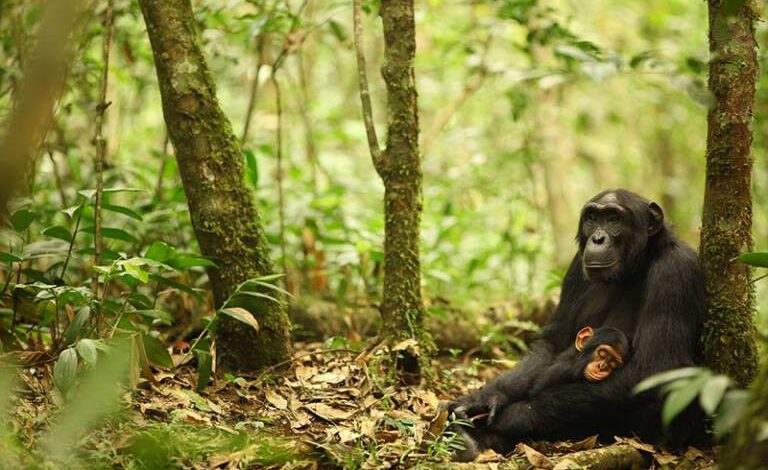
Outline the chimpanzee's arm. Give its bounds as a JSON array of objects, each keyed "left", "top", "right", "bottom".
[{"left": 450, "top": 256, "right": 588, "bottom": 423}]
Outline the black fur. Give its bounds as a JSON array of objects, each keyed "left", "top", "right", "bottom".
[
  {"left": 448, "top": 190, "right": 706, "bottom": 459},
  {"left": 529, "top": 327, "right": 630, "bottom": 396}
]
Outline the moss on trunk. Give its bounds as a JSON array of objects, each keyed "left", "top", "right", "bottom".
[
  {"left": 138, "top": 0, "right": 290, "bottom": 370},
  {"left": 378, "top": 0, "right": 432, "bottom": 383},
  {"left": 699, "top": 0, "right": 758, "bottom": 388}
]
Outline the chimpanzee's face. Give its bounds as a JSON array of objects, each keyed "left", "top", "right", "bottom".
[
  {"left": 577, "top": 190, "right": 665, "bottom": 283},
  {"left": 579, "top": 193, "right": 633, "bottom": 282}
]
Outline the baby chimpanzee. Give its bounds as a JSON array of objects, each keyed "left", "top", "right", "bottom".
[{"left": 529, "top": 326, "right": 630, "bottom": 397}]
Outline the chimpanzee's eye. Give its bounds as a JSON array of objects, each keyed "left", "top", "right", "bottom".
[
  {"left": 608, "top": 214, "right": 620, "bottom": 224},
  {"left": 585, "top": 213, "right": 597, "bottom": 223}
]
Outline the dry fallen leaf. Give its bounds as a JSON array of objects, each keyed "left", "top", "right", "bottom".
[
  {"left": 476, "top": 448, "right": 503, "bottom": 463},
  {"left": 654, "top": 452, "right": 678, "bottom": 465},
  {"left": 312, "top": 370, "right": 348, "bottom": 385},
  {"left": 517, "top": 443, "right": 554, "bottom": 469},
  {"left": 265, "top": 389, "right": 288, "bottom": 410},
  {"left": 614, "top": 436, "right": 655, "bottom": 453},
  {"left": 553, "top": 458, "right": 584, "bottom": 470},
  {"left": 304, "top": 403, "right": 355, "bottom": 421},
  {"left": 291, "top": 410, "right": 312, "bottom": 429},
  {"left": 684, "top": 446, "right": 705, "bottom": 460},
  {"left": 392, "top": 338, "right": 419, "bottom": 352},
  {"left": 570, "top": 434, "right": 598, "bottom": 451}
]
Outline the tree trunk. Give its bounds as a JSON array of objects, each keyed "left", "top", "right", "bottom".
[
  {"left": 699, "top": 0, "right": 758, "bottom": 388},
  {"left": 377, "top": 0, "right": 430, "bottom": 384},
  {"left": 720, "top": 358, "right": 768, "bottom": 469},
  {"left": 138, "top": 0, "right": 291, "bottom": 370}
]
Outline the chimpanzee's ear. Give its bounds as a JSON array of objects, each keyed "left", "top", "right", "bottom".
[
  {"left": 648, "top": 202, "right": 664, "bottom": 236},
  {"left": 575, "top": 326, "right": 594, "bottom": 352}
]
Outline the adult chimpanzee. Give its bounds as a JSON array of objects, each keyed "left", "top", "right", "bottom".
[
  {"left": 449, "top": 189, "right": 706, "bottom": 461},
  {"left": 529, "top": 326, "right": 631, "bottom": 397}
]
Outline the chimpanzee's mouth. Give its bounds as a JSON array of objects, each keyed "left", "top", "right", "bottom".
[{"left": 584, "top": 260, "right": 618, "bottom": 269}]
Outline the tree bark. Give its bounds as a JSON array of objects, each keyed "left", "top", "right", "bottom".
[
  {"left": 378, "top": 0, "right": 430, "bottom": 383},
  {"left": 138, "top": 0, "right": 291, "bottom": 370},
  {"left": 353, "top": 0, "right": 431, "bottom": 383},
  {"left": 699, "top": 0, "right": 758, "bottom": 387}
]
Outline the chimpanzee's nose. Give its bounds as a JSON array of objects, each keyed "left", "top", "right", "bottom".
[{"left": 592, "top": 234, "right": 605, "bottom": 245}]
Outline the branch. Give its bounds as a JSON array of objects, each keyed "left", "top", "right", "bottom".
[
  {"left": 352, "top": 0, "right": 383, "bottom": 172},
  {"left": 93, "top": 0, "right": 116, "bottom": 328}
]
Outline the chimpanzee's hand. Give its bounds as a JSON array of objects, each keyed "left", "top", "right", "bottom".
[{"left": 447, "top": 390, "right": 508, "bottom": 426}]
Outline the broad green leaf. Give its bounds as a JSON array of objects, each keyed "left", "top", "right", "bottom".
[
  {"left": 142, "top": 334, "right": 173, "bottom": 369},
  {"left": 11, "top": 208, "right": 35, "bottom": 232},
  {"left": 43, "top": 341, "right": 130, "bottom": 460},
  {"left": 221, "top": 307, "right": 260, "bottom": 332},
  {"left": 195, "top": 349, "right": 213, "bottom": 393},
  {"left": 737, "top": 252, "right": 768, "bottom": 268},
  {"left": 62, "top": 204, "right": 84, "bottom": 218},
  {"left": 134, "top": 309, "right": 174, "bottom": 325},
  {"left": 662, "top": 376, "right": 707, "bottom": 427},
  {"left": 151, "top": 275, "right": 201, "bottom": 297},
  {"left": 633, "top": 367, "right": 704, "bottom": 394},
  {"left": 230, "top": 290, "right": 281, "bottom": 305},
  {"left": 166, "top": 255, "right": 216, "bottom": 269},
  {"left": 144, "top": 240, "right": 176, "bottom": 262},
  {"left": 53, "top": 348, "right": 78, "bottom": 395},
  {"left": 42, "top": 225, "right": 72, "bottom": 243},
  {"left": 244, "top": 147, "right": 259, "bottom": 189},
  {"left": 75, "top": 339, "right": 99, "bottom": 366},
  {"left": 63, "top": 306, "right": 91, "bottom": 345},
  {"left": 700, "top": 375, "right": 731, "bottom": 415},
  {"left": 101, "top": 227, "right": 140, "bottom": 244},
  {"left": 0, "top": 252, "right": 23, "bottom": 263},
  {"left": 122, "top": 262, "right": 149, "bottom": 283},
  {"left": 103, "top": 203, "right": 143, "bottom": 220},
  {"left": 714, "top": 390, "right": 750, "bottom": 437}
]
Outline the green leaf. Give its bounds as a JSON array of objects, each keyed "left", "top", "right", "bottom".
[
  {"left": 103, "top": 203, "right": 143, "bottom": 221},
  {"left": 134, "top": 309, "right": 174, "bottom": 325},
  {"left": 63, "top": 306, "right": 91, "bottom": 346},
  {"left": 699, "top": 375, "right": 731, "bottom": 415},
  {"left": 53, "top": 348, "right": 79, "bottom": 395},
  {"left": 42, "top": 225, "right": 73, "bottom": 243},
  {"left": 101, "top": 227, "right": 140, "bottom": 244},
  {"left": 244, "top": 147, "right": 259, "bottom": 189},
  {"left": 195, "top": 349, "right": 213, "bottom": 393},
  {"left": 144, "top": 241, "right": 176, "bottom": 262},
  {"left": 662, "top": 376, "right": 706, "bottom": 427},
  {"left": 166, "top": 255, "right": 216, "bottom": 269},
  {"left": 714, "top": 390, "right": 750, "bottom": 437},
  {"left": 737, "top": 252, "right": 768, "bottom": 268},
  {"left": 633, "top": 367, "right": 704, "bottom": 394},
  {"left": 122, "top": 262, "right": 149, "bottom": 283},
  {"left": 11, "top": 208, "right": 35, "bottom": 232},
  {"left": 62, "top": 204, "right": 84, "bottom": 219},
  {"left": 142, "top": 334, "right": 173, "bottom": 369},
  {"left": 230, "top": 290, "right": 281, "bottom": 305},
  {"left": 220, "top": 307, "right": 260, "bottom": 332},
  {"left": 75, "top": 339, "right": 99, "bottom": 367},
  {"left": 0, "top": 252, "right": 23, "bottom": 263}
]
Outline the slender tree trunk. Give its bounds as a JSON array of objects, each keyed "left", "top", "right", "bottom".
[
  {"left": 379, "top": 0, "right": 429, "bottom": 384},
  {"left": 354, "top": 0, "right": 430, "bottom": 383},
  {"left": 138, "top": 0, "right": 291, "bottom": 370},
  {"left": 699, "top": 0, "right": 758, "bottom": 388}
]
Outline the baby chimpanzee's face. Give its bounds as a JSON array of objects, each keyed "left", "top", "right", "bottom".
[{"left": 574, "top": 326, "right": 629, "bottom": 382}]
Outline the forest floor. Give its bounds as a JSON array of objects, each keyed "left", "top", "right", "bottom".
[{"left": 9, "top": 341, "right": 720, "bottom": 469}]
